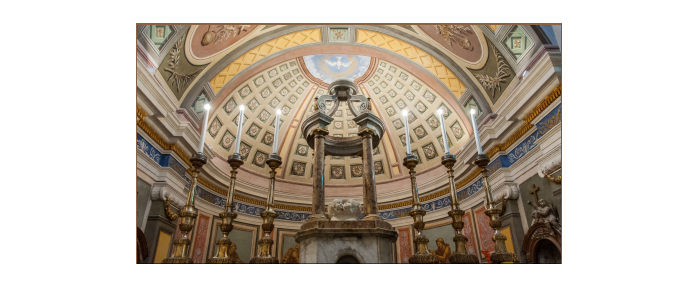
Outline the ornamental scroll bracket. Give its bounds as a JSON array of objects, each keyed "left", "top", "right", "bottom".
[
  {"left": 150, "top": 182, "right": 185, "bottom": 209},
  {"left": 303, "top": 78, "right": 384, "bottom": 155},
  {"left": 315, "top": 78, "right": 371, "bottom": 117},
  {"left": 492, "top": 182, "right": 520, "bottom": 202}
]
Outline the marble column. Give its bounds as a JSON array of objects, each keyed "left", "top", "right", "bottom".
[
  {"left": 309, "top": 128, "right": 329, "bottom": 221},
  {"left": 360, "top": 128, "right": 380, "bottom": 220}
]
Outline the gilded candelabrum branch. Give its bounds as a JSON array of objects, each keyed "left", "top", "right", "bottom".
[
  {"left": 404, "top": 155, "right": 438, "bottom": 264},
  {"left": 162, "top": 153, "right": 207, "bottom": 264},
  {"left": 250, "top": 154, "right": 282, "bottom": 264}
]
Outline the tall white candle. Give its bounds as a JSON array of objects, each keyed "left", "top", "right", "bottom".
[
  {"left": 437, "top": 109, "right": 449, "bottom": 155},
  {"left": 234, "top": 105, "right": 245, "bottom": 154},
  {"left": 402, "top": 110, "right": 411, "bottom": 155},
  {"left": 197, "top": 104, "right": 211, "bottom": 153},
  {"left": 272, "top": 109, "right": 281, "bottom": 154},
  {"left": 470, "top": 109, "right": 483, "bottom": 154}
]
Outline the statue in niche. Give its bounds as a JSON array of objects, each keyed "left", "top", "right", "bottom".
[
  {"left": 429, "top": 238, "right": 452, "bottom": 263},
  {"left": 281, "top": 243, "right": 300, "bottom": 264},
  {"left": 226, "top": 242, "right": 246, "bottom": 264},
  {"left": 528, "top": 199, "right": 561, "bottom": 235}
]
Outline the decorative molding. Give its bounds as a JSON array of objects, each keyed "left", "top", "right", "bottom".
[
  {"left": 537, "top": 145, "right": 561, "bottom": 178},
  {"left": 491, "top": 182, "right": 520, "bottom": 201}
]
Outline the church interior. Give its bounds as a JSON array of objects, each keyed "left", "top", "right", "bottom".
[{"left": 136, "top": 24, "right": 562, "bottom": 264}]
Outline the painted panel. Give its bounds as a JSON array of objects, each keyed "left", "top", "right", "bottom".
[
  {"left": 191, "top": 213, "right": 210, "bottom": 263},
  {"left": 462, "top": 212, "right": 477, "bottom": 256},
  {"left": 281, "top": 235, "right": 297, "bottom": 256},
  {"left": 397, "top": 227, "right": 412, "bottom": 264},
  {"left": 152, "top": 231, "right": 172, "bottom": 264},
  {"left": 422, "top": 223, "right": 455, "bottom": 263},
  {"left": 475, "top": 207, "right": 495, "bottom": 263},
  {"left": 231, "top": 228, "right": 254, "bottom": 263}
]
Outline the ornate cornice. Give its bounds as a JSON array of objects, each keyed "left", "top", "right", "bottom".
[{"left": 523, "top": 85, "right": 562, "bottom": 123}]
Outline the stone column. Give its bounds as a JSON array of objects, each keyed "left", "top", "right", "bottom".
[
  {"left": 309, "top": 128, "right": 329, "bottom": 221},
  {"left": 360, "top": 128, "right": 380, "bottom": 220}
]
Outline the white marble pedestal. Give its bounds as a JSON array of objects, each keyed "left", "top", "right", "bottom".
[{"left": 294, "top": 220, "right": 398, "bottom": 263}]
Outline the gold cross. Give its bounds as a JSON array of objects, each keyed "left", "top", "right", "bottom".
[{"left": 530, "top": 184, "right": 540, "bottom": 203}]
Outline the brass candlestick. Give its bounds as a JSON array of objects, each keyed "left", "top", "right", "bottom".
[
  {"left": 474, "top": 154, "right": 519, "bottom": 263},
  {"left": 162, "top": 153, "right": 207, "bottom": 264},
  {"left": 441, "top": 154, "right": 479, "bottom": 264},
  {"left": 404, "top": 155, "right": 438, "bottom": 264},
  {"left": 250, "top": 154, "right": 282, "bottom": 264},
  {"left": 207, "top": 154, "right": 244, "bottom": 264}
]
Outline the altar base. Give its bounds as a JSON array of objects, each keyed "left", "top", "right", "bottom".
[{"left": 294, "top": 221, "right": 398, "bottom": 263}]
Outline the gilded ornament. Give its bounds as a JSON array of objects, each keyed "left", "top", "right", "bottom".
[{"left": 164, "top": 195, "right": 178, "bottom": 220}]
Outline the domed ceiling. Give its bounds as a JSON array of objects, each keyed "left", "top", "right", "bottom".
[
  {"left": 204, "top": 54, "right": 471, "bottom": 184},
  {"left": 139, "top": 24, "right": 539, "bottom": 192}
]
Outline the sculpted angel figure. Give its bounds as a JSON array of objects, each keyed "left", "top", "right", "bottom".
[{"left": 528, "top": 199, "right": 561, "bottom": 235}]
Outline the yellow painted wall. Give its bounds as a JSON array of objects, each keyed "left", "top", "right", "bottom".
[
  {"left": 500, "top": 227, "right": 515, "bottom": 264},
  {"left": 152, "top": 231, "right": 172, "bottom": 264}
]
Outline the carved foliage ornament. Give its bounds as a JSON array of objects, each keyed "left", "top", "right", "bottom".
[
  {"left": 474, "top": 43, "right": 511, "bottom": 98},
  {"left": 435, "top": 25, "right": 474, "bottom": 51},
  {"left": 164, "top": 35, "right": 204, "bottom": 92},
  {"left": 201, "top": 25, "right": 250, "bottom": 46}
]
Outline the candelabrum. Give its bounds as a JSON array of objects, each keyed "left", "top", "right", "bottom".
[
  {"left": 162, "top": 153, "right": 207, "bottom": 264},
  {"left": 207, "top": 154, "right": 244, "bottom": 264},
  {"left": 249, "top": 154, "right": 282, "bottom": 264},
  {"left": 441, "top": 154, "right": 479, "bottom": 264},
  {"left": 403, "top": 155, "right": 438, "bottom": 264},
  {"left": 474, "top": 154, "right": 519, "bottom": 263}
]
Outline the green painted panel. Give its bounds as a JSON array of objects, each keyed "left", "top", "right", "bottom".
[
  {"left": 136, "top": 177, "right": 151, "bottom": 227},
  {"left": 230, "top": 229, "right": 253, "bottom": 263},
  {"left": 282, "top": 235, "right": 296, "bottom": 256},
  {"left": 422, "top": 223, "right": 455, "bottom": 259}
]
